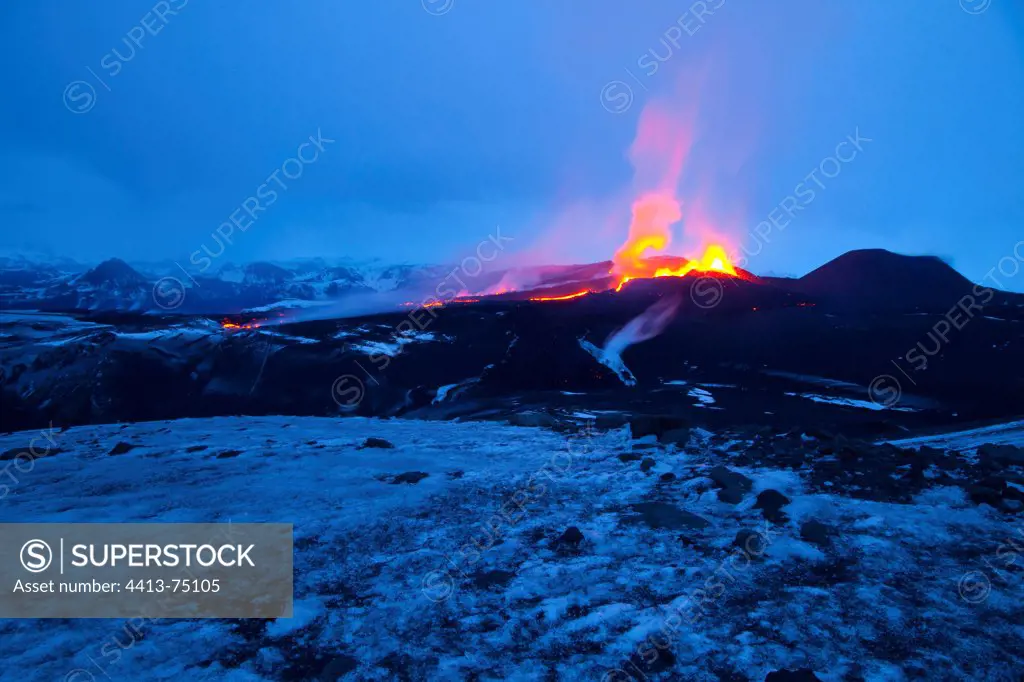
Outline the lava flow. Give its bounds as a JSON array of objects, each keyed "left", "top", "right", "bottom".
[
  {"left": 529, "top": 290, "right": 594, "bottom": 302},
  {"left": 221, "top": 319, "right": 263, "bottom": 330}
]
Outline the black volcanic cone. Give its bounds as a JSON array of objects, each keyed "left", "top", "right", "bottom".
[{"left": 789, "top": 249, "right": 977, "bottom": 313}]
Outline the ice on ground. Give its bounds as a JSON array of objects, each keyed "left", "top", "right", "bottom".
[
  {"left": 349, "top": 329, "right": 450, "bottom": 357},
  {"left": 433, "top": 383, "right": 458, "bottom": 403},
  {"left": 0, "top": 416, "right": 1021, "bottom": 680},
  {"left": 689, "top": 386, "right": 715, "bottom": 406},
  {"left": 785, "top": 392, "right": 918, "bottom": 412},
  {"left": 579, "top": 338, "right": 636, "bottom": 386},
  {"left": 885, "top": 419, "right": 1024, "bottom": 451}
]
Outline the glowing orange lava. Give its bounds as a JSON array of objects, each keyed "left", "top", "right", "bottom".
[
  {"left": 529, "top": 289, "right": 593, "bottom": 302},
  {"left": 221, "top": 320, "right": 261, "bottom": 330},
  {"left": 613, "top": 244, "right": 739, "bottom": 292}
]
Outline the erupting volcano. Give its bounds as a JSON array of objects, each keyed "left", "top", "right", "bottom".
[
  {"left": 612, "top": 243, "right": 740, "bottom": 293},
  {"left": 526, "top": 191, "right": 743, "bottom": 302},
  {"left": 524, "top": 100, "right": 744, "bottom": 303}
]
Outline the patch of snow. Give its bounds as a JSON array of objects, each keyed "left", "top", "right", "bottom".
[
  {"left": 579, "top": 338, "right": 635, "bottom": 386},
  {"left": 689, "top": 387, "right": 715, "bottom": 406},
  {"left": 433, "top": 383, "right": 458, "bottom": 404},
  {"left": 242, "top": 299, "right": 332, "bottom": 313},
  {"left": 884, "top": 419, "right": 1024, "bottom": 451},
  {"left": 1, "top": 416, "right": 1021, "bottom": 679},
  {"left": 785, "top": 392, "right": 917, "bottom": 412}
]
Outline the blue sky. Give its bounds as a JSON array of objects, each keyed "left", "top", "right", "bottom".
[{"left": 0, "top": 1, "right": 1022, "bottom": 288}]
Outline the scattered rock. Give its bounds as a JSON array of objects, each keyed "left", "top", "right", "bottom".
[
  {"left": 800, "top": 519, "right": 832, "bottom": 546},
  {"left": 318, "top": 655, "right": 359, "bottom": 679},
  {"left": 640, "top": 458, "right": 656, "bottom": 473},
  {"left": 717, "top": 486, "right": 745, "bottom": 505},
  {"left": 472, "top": 569, "right": 516, "bottom": 590},
  {"left": 618, "top": 453, "right": 643, "bottom": 463},
  {"left": 555, "top": 526, "right": 585, "bottom": 549},
  {"left": 185, "top": 445, "right": 208, "bottom": 453},
  {"left": 1003, "top": 499, "right": 1023, "bottom": 513},
  {"left": 629, "top": 415, "right": 688, "bottom": 440},
  {"left": 967, "top": 484, "right": 1003, "bottom": 509},
  {"left": 0, "top": 447, "right": 61, "bottom": 461},
  {"left": 389, "top": 471, "right": 429, "bottom": 485},
  {"left": 446, "top": 470, "right": 464, "bottom": 480},
  {"left": 755, "top": 489, "right": 791, "bottom": 523},
  {"left": 594, "top": 414, "right": 628, "bottom": 430},
  {"left": 358, "top": 437, "right": 395, "bottom": 450},
  {"left": 216, "top": 449, "right": 243, "bottom": 459},
  {"left": 765, "top": 670, "right": 823, "bottom": 682},
  {"left": 108, "top": 441, "right": 136, "bottom": 456},
  {"left": 708, "top": 465, "right": 753, "bottom": 492},
  {"left": 658, "top": 427, "right": 691, "bottom": 446},
  {"left": 734, "top": 529, "right": 769, "bottom": 557},
  {"left": 630, "top": 502, "right": 709, "bottom": 530},
  {"left": 1003, "top": 483, "right": 1024, "bottom": 502},
  {"left": 625, "top": 647, "right": 677, "bottom": 676},
  {"left": 978, "top": 443, "right": 1024, "bottom": 465},
  {"left": 659, "top": 472, "right": 677, "bottom": 483},
  {"left": 977, "top": 475, "right": 1007, "bottom": 493}
]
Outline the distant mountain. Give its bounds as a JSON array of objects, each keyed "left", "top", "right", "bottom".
[
  {"left": 785, "top": 249, "right": 983, "bottom": 313},
  {"left": 0, "top": 249, "right": 1018, "bottom": 316},
  {"left": 73, "top": 258, "right": 149, "bottom": 288}
]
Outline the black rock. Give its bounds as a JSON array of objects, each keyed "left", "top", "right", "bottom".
[
  {"left": 618, "top": 453, "right": 643, "bottom": 463},
  {"left": 978, "top": 443, "right": 1024, "bottom": 465},
  {"left": 108, "top": 441, "right": 136, "bottom": 456},
  {"left": 630, "top": 502, "right": 709, "bottom": 530},
  {"left": 358, "top": 437, "right": 395, "bottom": 450},
  {"left": 800, "top": 519, "right": 831, "bottom": 546},
  {"left": 1003, "top": 483, "right": 1024, "bottom": 502},
  {"left": 976, "top": 475, "right": 1007, "bottom": 493},
  {"left": 967, "top": 484, "right": 1003, "bottom": 509},
  {"left": 472, "top": 569, "right": 516, "bottom": 590},
  {"left": 765, "top": 670, "right": 823, "bottom": 682},
  {"left": 629, "top": 415, "right": 688, "bottom": 440},
  {"left": 755, "top": 489, "right": 791, "bottom": 523},
  {"left": 640, "top": 457, "right": 656, "bottom": 473},
  {"left": 0, "top": 446, "right": 61, "bottom": 460},
  {"left": 626, "top": 647, "right": 677, "bottom": 676},
  {"left": 556, "top": 526, "right": 585, "bottom": 548},
  {"left": 708, "top": 465, "right": 753, "bottom": 492},
  {"left": 658, "top": 427, "right": 691, "bottom": 446},
  {"left": 215, "top": 449, "right": 243, "bottom": 459},
  {"left": 389, "top": 471, "right": 429, "bottom": 485},
  {"left": 659, "top": 472, "right": 677, "bottom": 483},
  {"left": 733, "top": 529, "right": 768, "bottom": 557},
  {"left": 717, "top": 486, "right": 745, "bottom": 505}
]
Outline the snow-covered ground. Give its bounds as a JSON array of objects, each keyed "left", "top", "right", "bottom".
[
  {"left": 885, "top": 419, "right": 1024, "bottom": 451},
  {"left": 0, "top": 416, "right": 1022, "bottom": 680}
]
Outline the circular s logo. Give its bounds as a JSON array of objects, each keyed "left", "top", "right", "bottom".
[
  {"left": 690, "top": 276, "right": 724, "bottom": 309},
  {"left": 331, "top": 374, "right": 365, "bottom": 411},
  {"left": 600, "top": 81, "right": 634, "bottom": 114},
  {"left": 152, "top": 277, "right": 186, "bottom": 310},
  {"left": 868, "top": 374, "right": 901, "bottom": 408},
  {"left": 958, "top": 570, "right": 991, "bottom": 604},
  {"left": 63, "top": 81, "right": 97, "bottom": 114},
  {"left": 20, "top": 539, "right": 53, "bottom": 573}
]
